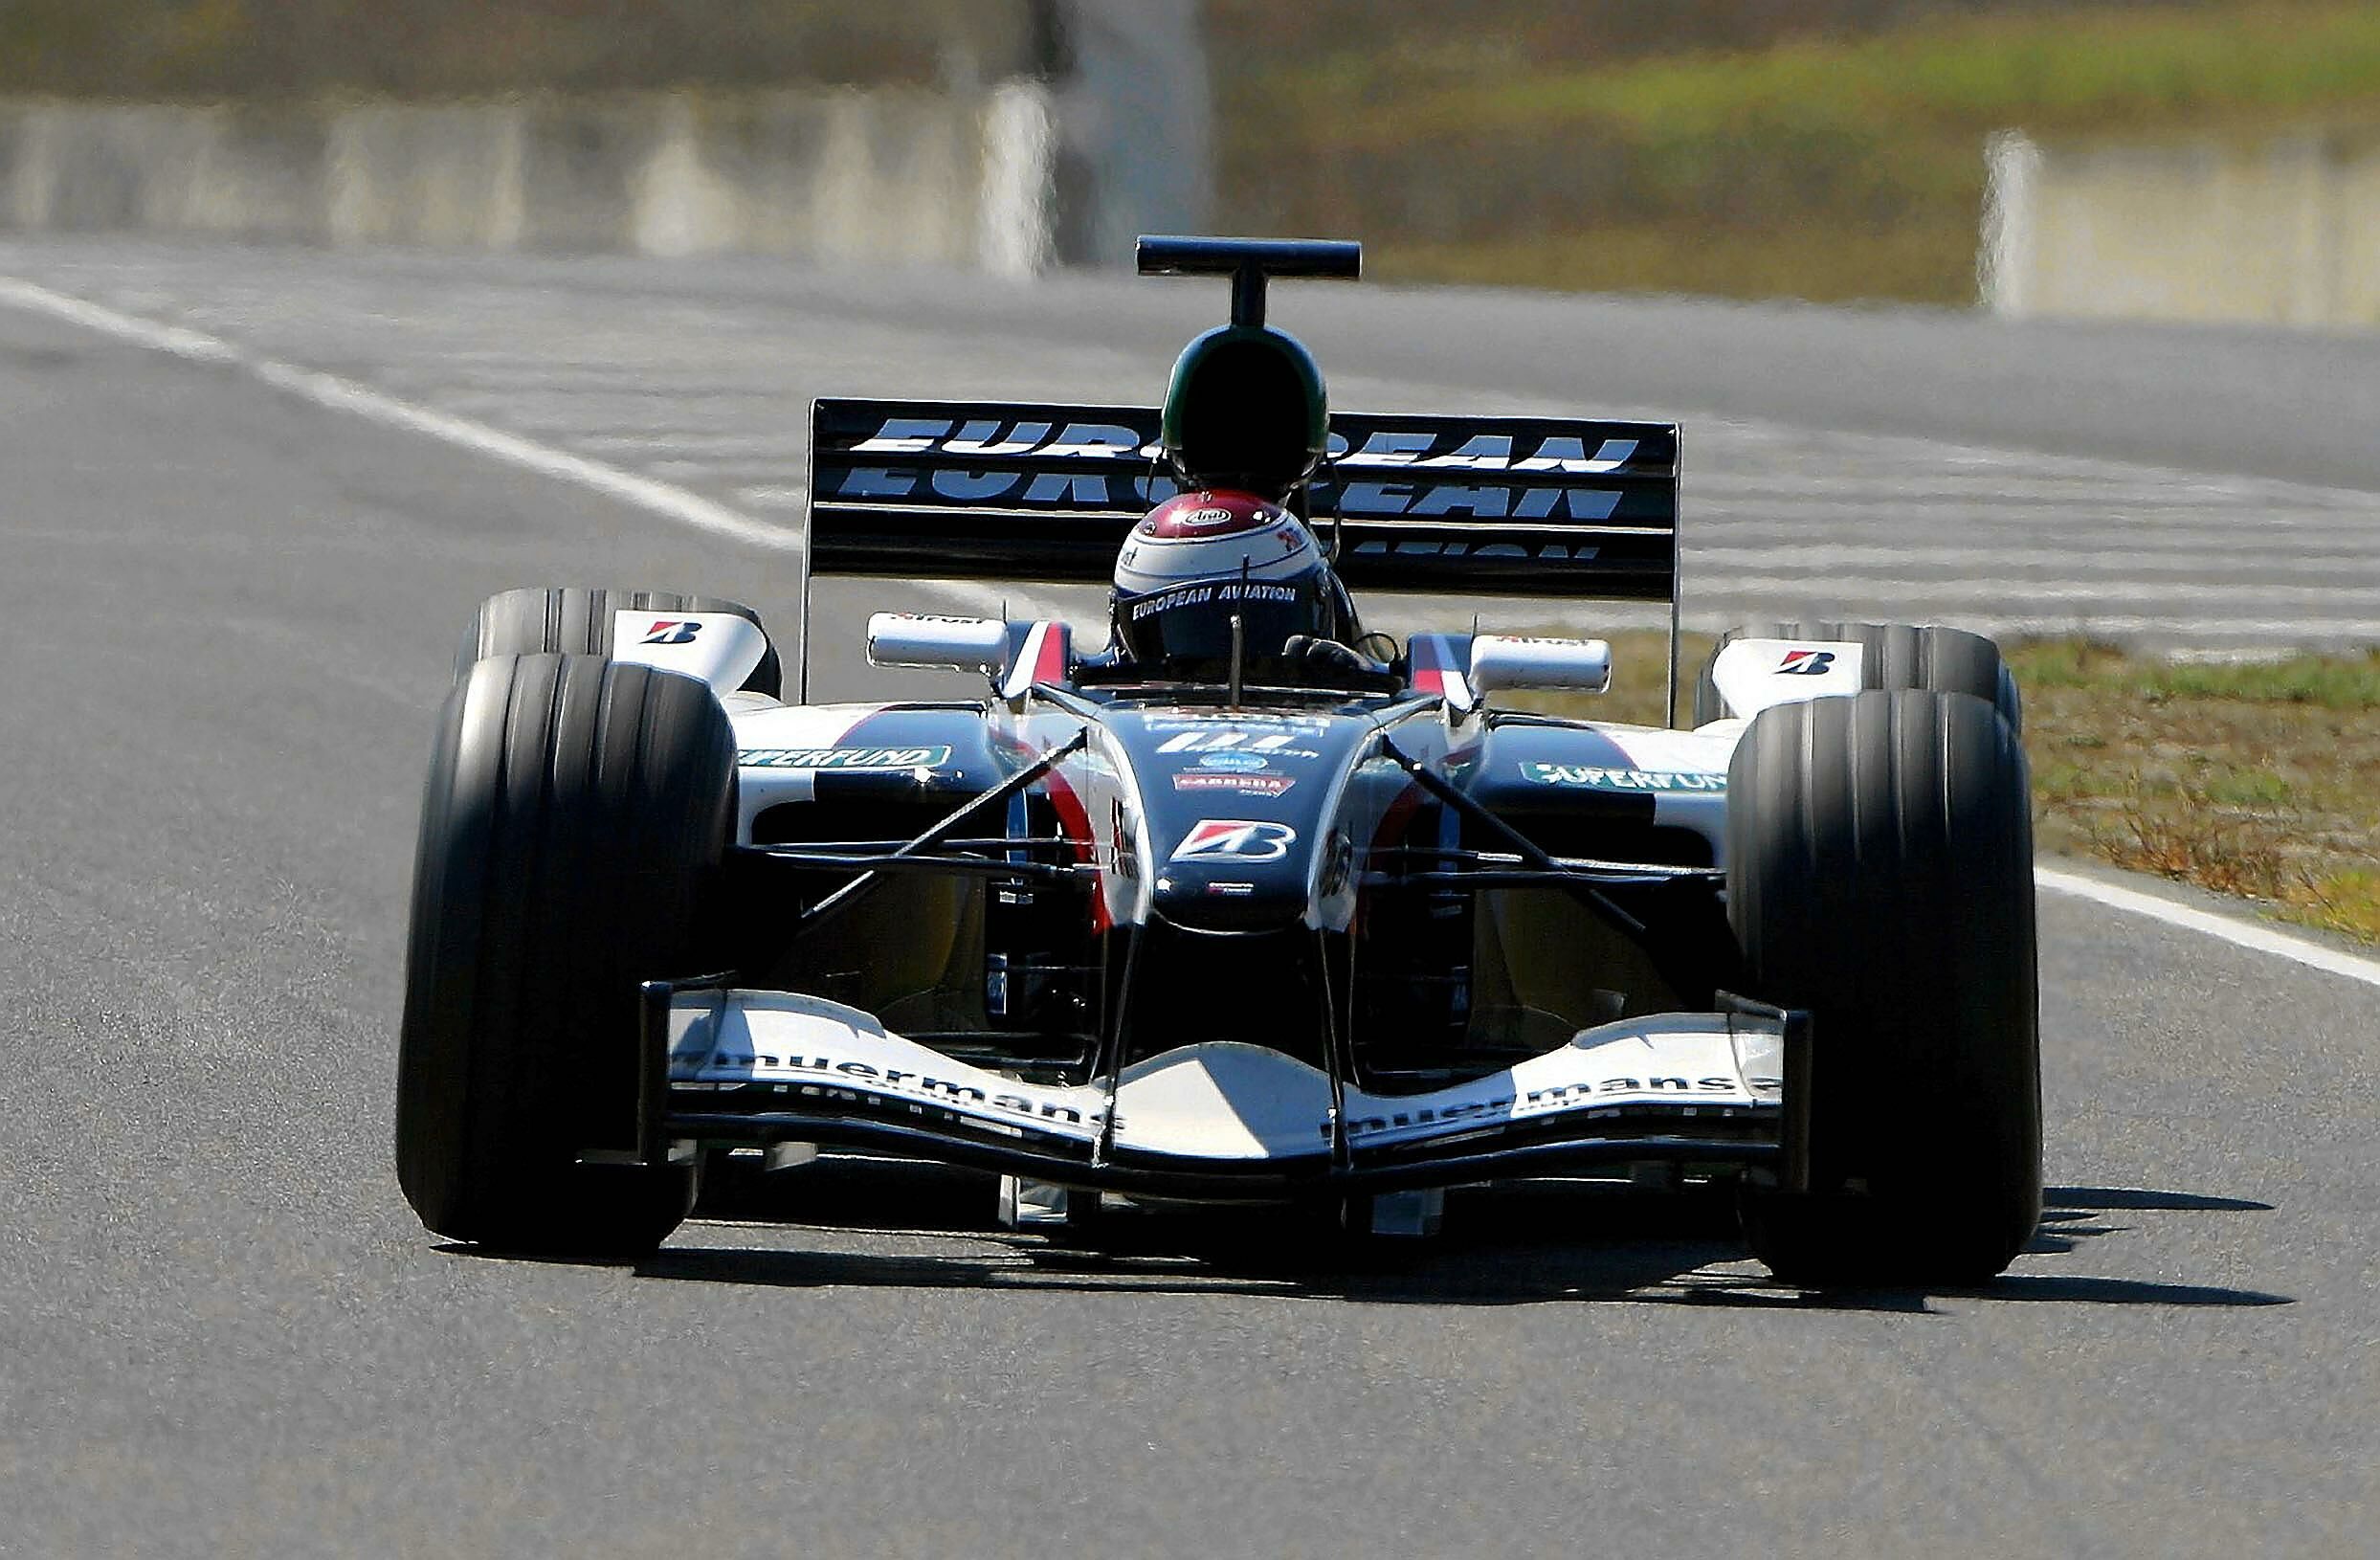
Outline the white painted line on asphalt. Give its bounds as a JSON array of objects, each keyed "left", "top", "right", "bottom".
[
  {"left": 0, "top": 274, "right": 1011, "bottom": 619},
  {"left": 434, "top": 390, "right": 787, "bottom": 418},
  {"left": 2035, "top": 864, "right": 2380, "bottom": 990},
  {"left": 732, "top": 485, "right": 812, "bottom": 509},
  {"left": 575, "top": 432, "right": 812, "bottom": 455}
]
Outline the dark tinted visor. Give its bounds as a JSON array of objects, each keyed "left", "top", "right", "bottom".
[{"left": 1115, "top": 575, "right": 1326, "bottom": 673}]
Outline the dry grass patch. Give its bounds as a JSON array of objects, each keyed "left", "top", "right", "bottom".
[
  {"left": 1517, "top": 630, "right": 2380, "bottom": 945},
  {"left": 2013, "top": 640, "right": 2380, "bottom": 945}
]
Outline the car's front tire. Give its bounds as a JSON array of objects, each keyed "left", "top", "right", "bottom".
[
  {"left": 1727, "top": 688, "right": 2041, "bottom": 1286},
  {"left": 456, "top": 586, "right": 781, "bottom": 698},
  {"left": 1694, "top": 618, "right": 2019, "bottom": 732},
  {"left": 394, "top": 652, "right": 736, "bottom": 1256}
]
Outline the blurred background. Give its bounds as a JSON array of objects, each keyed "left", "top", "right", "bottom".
[{"left": 2, "top": 0, "right": 2375, "bottom": 323}]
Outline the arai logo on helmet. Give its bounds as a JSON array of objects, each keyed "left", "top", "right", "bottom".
[
  {"left": 1182, "top": 505, "right": 1237, "bottom": 528},
  {"left": 1170, "top": 819, "right": 1298, "bottom": 862}
]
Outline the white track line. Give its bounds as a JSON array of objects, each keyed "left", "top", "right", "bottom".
[
  {"left": 11, "top": 271, "right": 2380, "bottom": 986},
  {"left": 0, "top": 274, "right": 1010, "bottom": 614},
  {"left": 2035, "top": 865, "right": 2380, "bottom": 989}
]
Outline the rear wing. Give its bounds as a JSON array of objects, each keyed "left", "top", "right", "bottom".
[{"left": 809, "top": 398, "right": 1679, "bottom": 600}]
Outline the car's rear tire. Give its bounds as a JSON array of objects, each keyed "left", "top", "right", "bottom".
[
  {"left": 1693, "top": 619, "right": 2018, "bottom": 732},
  {"left": 1727, "top": 688, "right": 2041, "bottom": 1286},
  {"left": 457, "top": 586, "right": 781, "bottom": 698},
  {"left": 394, "top": 652, "right": 736, "bottom": 1256}
]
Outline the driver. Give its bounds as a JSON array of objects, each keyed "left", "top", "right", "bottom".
[
  {"left": 1104, "top": 320, "right": 1384, "bottom": 682},
  {"left": 1109, "top": 491, "right": 1367, "bottom": 680}
]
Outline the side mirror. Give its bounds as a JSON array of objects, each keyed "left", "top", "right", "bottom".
[
  {"left": 1467, "top": 635, "right": 1612, "bottom": 695},
  {"left": 866, "top": 613, "right": 1011, "bottom": 676}
]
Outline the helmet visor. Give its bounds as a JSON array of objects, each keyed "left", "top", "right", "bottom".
[{"left": 1112, "top": 575, "right": 1329, "bottom": 679}]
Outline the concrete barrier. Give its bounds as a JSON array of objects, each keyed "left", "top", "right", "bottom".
[
  {"left": 1982, "top": 127, "right": 2380, "bottom": 329},
  {"left": 0, "top": 87, "right": 1061, "bottom": 275},
  {"left": 326, "top": 102, "right": 525, "bottom": 248},
  {"left": 1049, "top": 0, "right": 1210, "bottom": 267}
]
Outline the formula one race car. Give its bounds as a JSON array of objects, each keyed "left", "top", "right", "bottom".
[{"left": 395, "top": 236, "right": 2040, "bottom": 1286}]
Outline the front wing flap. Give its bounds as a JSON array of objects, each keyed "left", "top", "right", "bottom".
[{"left": 649, "top": 987, "right": 1802, "bottom": 1197}]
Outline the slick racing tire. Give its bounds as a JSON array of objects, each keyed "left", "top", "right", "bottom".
[
  {"left": 395, "top": 653, "right": 737, "bottom": 1256},
  {"left": 1728, "top": 688, "right": 2041, "bottom": 1286},
  {"left": 457, "top": 586, "right": 781, "bottom": 699},
  {"left": 1692, "top": 619, "right": 2018, "bottom": 733}
]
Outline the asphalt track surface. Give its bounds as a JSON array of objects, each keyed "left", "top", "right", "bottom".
[{"left": 1, "top": 250, "right": 2376, "bottom": 1558}]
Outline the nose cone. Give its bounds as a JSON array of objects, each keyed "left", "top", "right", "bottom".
[
  {"left": 1151, "top": 818, "right": 1310, "bottom": 931},
  {"left": 1113, "top": 705, "right": 1371, "bottom": 933},
  {"left": 1150, "top": 873, "right": 1310, "bottom": 932}
]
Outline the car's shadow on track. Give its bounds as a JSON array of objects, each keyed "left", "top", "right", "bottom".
[{"left": 541, "top": 1168, "right": 2291, "bottom": 1312}]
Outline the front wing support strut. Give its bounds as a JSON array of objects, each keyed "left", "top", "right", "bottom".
[
  {"left": 795, "top": 725, "right": 1090, "bottom": 929},
  {"left": 1377, "top": 735, "right": 1648, "bottom": 939}
]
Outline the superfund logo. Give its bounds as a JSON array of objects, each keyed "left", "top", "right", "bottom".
[
  {"left": 1170, "top": 819, "right": 1297, "bottom": 862},
  {"left": 740, "top": 746, "right": 952, "bottom": 770},
  {"left": 1522, "top": 764, "right": 1725, "bottom": 792}
]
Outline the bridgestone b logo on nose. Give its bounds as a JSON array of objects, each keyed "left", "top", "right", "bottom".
[
  {"left": 1170, "top": 819, "right": 1298, "bottom": 862},
  {"left": 641, "top": 620, "right": 701, "bottom": 645},
  {"left": 1777, "top": 649, "right": 1835, "bottom": 676}
]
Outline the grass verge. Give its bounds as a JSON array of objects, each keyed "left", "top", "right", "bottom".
[
  {"left": 1219, "top": 0, "right": 2380, "bottom": 303},
  {"left": 2011, "top": 639, "right": 2380, "bottom": 945},
  {"left": 1524, "top": 629, "right": 2380, "bottom": 945}
]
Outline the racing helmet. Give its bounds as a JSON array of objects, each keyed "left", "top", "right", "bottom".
[
  {"left": 1160, "top": 324, "right": 1329, "bottom": 500},
  {"left": 1110, "top": 490, "right": 1354, "bottom": 673}
]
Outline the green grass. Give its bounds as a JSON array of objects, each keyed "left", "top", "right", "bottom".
[
  {"left": 1377, "top": 5, "right": 2380, "bottom": 139},
  {"left": 2009, "top": 638, "right": 2380, "bottom": 944},
  {"left": 0, "top": 0, "right": 1034, "bottom": 99},
  {"left": 1377, "top": 220, "right": 1980, "bottom": 305},
  {"left": 1533, "top": 631, "right": 2380, "bottom": 946},
  {"left": 1219, "top": 0, "right": 2380, "bottom": 302},
  {"left": 2014, "top": 638, "right": 2380, "bottom": 709}
]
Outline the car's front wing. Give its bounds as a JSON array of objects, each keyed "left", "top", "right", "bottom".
[{"left": 625, "top": 983, "right": 1811, "bottom": 1200}]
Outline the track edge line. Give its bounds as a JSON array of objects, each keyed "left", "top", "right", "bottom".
[{"left": 2035, "top": 861, "right": 2380, "bottom": 989}]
